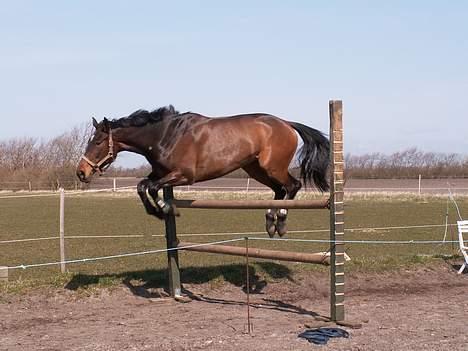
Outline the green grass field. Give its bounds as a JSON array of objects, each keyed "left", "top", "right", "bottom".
[{"left": 0, "top": 191, "right": 466, "bottom": 292}]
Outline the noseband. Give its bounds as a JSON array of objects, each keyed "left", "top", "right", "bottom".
[{"left": 80, "top": 129, "right": 115, "bottom": 174}]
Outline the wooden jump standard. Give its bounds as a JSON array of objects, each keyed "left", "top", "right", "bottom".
[{"left": 162, "top": 100, "right": 345, "bottom": 322}]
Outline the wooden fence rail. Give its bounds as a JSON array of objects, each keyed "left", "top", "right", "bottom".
[
  {"left": 173, "top": 199, "right": 329, "bottom": 210},
  {"left": 177, "top": 241, "right": 330, "bottom": 265}
]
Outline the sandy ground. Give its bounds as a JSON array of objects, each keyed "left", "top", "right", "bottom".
[{"left": 1, "top": 264, "right": 467, "bottom": 351}]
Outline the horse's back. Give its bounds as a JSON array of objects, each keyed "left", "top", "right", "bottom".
[
  {"left": 170, "top": 112, "right": 298, "bottom": 182},
  {"left": 190, "top": 113, "right": 296, "bottom": 149}
]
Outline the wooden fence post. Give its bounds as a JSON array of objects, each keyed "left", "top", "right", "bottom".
[
  {"left": 59, "top": 188, "right": 66, "bottom": 273},
  {"left": 329, "top": 100, "right": 345, "bottom": 322},
  {"left": 418, "top": 174, "right": 422, "bottom": 196},
  {"left": 163, "top": 187, "right": 181, "bottom": 297}
]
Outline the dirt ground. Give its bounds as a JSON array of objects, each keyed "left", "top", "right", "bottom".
[{"left": 1, "top": 264, "right": 467, "bottom": 351}]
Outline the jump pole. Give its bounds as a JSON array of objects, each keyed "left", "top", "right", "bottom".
[
  {"left": 178, "top": 241, "right": 331, "bottom": 265},
  {"left": 172, "top": 199, "right": 329, "bottom": 210}
]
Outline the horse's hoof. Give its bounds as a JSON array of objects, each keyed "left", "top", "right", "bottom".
[
  {"left": 265, "top": 214, "right": 276, "bottom": 238},
  {"left": 266, "top": 224, "right": 276, "bottom": 238},
  {"left": 276, "top": 216, "right": 287, "bottom": 237}
]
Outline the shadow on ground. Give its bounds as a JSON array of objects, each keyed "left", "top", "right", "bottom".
[
  {"left": 64, "top": 262, "right": 328, "bottom": 320},
  {"left": 65, "top": 262, "right": 294, "bottom": 297}
]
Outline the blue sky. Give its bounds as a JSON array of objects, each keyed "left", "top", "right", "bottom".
[{"left": 1, "top": 1, "right": 467, "bottom": 167}]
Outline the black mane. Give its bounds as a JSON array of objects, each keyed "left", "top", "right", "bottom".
[{"left": 110, "top": 105, "right": 179, "bottom": 128}]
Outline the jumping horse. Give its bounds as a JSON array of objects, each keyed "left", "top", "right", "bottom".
[{"left": 76, "top": 106, "right": 330, "bottom": 237}]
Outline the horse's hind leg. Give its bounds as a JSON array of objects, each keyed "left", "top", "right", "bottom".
[
  {"left": 267, "top": 188, "right": 287, "bottom": 237},
  {"left": 276, "top": 174, "right": 302, "bottom": 236},
  {"left": 255, "top": 147, "right": 302, "bottom": 236},
  {"left": 243, "top": 162, "right": 285, "bottom": 238}
]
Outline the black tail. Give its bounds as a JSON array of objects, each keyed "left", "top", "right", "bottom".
[{"left": 289, "top": 122, "right": 330, "bottom": 192}]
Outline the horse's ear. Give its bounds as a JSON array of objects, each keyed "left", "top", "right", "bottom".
[
  {"left": 92, "top": 117, "right": 99, "bottom": 128},
  {"left": 102, "top": 117, "right": 110, "bottom": 132}
]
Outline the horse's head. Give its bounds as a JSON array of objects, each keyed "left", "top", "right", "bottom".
[{"left": 76, "top": 117, "right": 116, "bottom": 183}]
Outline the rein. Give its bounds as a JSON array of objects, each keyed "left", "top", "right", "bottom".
[{"left": 80, "top": 129, "right": 115, "bottom": 174}]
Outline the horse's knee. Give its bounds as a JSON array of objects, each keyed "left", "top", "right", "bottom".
[
  {"left": 147, "top": 181, "right": 159, "bottom": 192},
  {"left": 137, "top": 180, "right": 149, "bottom": 195}
]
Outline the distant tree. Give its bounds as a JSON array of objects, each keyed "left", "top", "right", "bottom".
[{"left": 345, "top": 148, "right": 467, "bottom": 179}]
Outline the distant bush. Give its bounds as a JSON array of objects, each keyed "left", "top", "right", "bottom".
[
  {"left": 0, "top": 123, "right": 93, "bottom": 190},
  {"left": 345, "top": 148, "right": 468, "bottom": 179}
]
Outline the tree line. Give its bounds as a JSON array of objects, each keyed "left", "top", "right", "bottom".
[
  {"left": 345, "top": 148, "right": 468, "bottom": 178},
  {"left": 0, "top": 124, "right": 467, "bottom": 190},
  {"left": 0, "top": 124, "right": 94, "bottom": 189}
]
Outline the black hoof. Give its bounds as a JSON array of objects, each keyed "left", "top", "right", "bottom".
[
  {"left": 276, "top": 215, "right": 287, "bottom": 237},
  {"left": 265, "top": 213, "right": 276, "bottom": 238}
]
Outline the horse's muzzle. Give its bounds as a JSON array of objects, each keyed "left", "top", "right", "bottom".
[{"left": 76, "top": 169, "right": 91, "bottom": 183}]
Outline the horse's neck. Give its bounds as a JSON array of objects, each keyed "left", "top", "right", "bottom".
[
  {"left": 113, "top": 114, "right": 204, "bottom": 161},
  {"left": 114, "top": 125, "right": 159, "bottom": 156}
]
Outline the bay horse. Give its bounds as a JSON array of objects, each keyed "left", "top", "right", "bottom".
[{"left": 76, "top": 106, "right": 330, "bottom": 237}]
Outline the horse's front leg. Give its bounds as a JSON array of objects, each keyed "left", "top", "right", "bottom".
[
  {"left": 147, "top": 170, "right": 191, "bottom": 216},
  {"left": 137, "top": 178, "right": 165, "bottom": 219},
  {"left": 147, "top": 182, "right": 177, "bottom": 216}
]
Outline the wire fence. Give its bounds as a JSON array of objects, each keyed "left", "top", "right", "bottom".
[
  {"left": 0, "top": 223, "right": 460, "bottom": 245},
  {"left": 0, "top": 239, "right": 244, "bottom": 272},
  {"left": 2, "top": 176, "right": 468, "bottom": 194},
  {"left": 0, "top": 235, "right": 462, "bottom": 274},
  {"left": 0, "top": 183, "right": 466, "bottom": 280}
]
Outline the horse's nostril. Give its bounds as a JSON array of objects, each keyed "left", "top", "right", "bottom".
[{"left": 77, "top": 170, "right": 85, "bottom": 181}]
